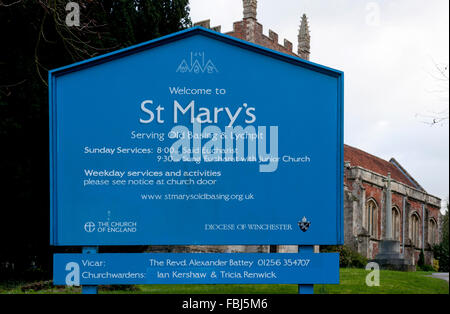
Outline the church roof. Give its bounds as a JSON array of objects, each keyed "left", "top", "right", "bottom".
[{"left": 344, "top": 144, "right": 425, "bottom": 191}]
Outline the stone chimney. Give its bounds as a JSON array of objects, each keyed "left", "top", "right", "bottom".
[
  {"left": 243, "top": 0, "right": 257, "bottom": 20},
  {"left": 298, "top": 14, "right": 311, "bottom": 60}
]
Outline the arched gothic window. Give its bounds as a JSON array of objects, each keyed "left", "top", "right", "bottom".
[
  {"left": 365, "top": 199, "right": 378, "bottom": 237},
  {"left": 392, "top": 206, "right": 401, "bottom": 241},
  {"left": 429, "top": 218, "right": 437, "bottom": 245},
  {"left": 410, "top": 213, "right": 420, "bottom": 247}
]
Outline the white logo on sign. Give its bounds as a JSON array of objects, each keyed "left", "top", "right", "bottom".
[
  {"left": 65, "top": 262, "right": 80, "bottom": 286},
  {"left": 176, "top": 52, "right": 218, "bottom": 74},
  {"left": 84, "top": 221, "right": 96, "bottom": 233}
]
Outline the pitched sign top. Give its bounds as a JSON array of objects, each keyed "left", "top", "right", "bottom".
[
  {"left": 50, "top": 27, "right": 342, "bottom": 77},
  {"left": 49, "top": 27, "right": 343, "bottom": 246}
]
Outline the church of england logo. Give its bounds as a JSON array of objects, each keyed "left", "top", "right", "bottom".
[{"left": 176, "top": 51, "right": 218, "bottom": 74}]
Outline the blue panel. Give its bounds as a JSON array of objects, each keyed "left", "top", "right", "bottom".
[
  {"left": 49, "top": 27, "right": 343, "bottom": 246},
  {"left": 53, "top": 253, "right": 339, "bottom": 285}
]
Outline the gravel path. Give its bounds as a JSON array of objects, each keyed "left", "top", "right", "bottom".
[{"left": 428, "top": 273, "right": 449, "bottom": 282}]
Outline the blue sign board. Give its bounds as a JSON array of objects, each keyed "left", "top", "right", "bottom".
[
  {"left": 49, "top": 27, "right": 344, "bottom": 246},
  {"left": 53, "top": 253, "right": 339, "bottom": 285}
]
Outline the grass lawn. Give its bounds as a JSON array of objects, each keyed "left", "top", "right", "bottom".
[
  {"left": 315, "top": 269, "right": 448, "bottom": 294},
  {"left": 1, "top": 269, "right": 448, "bottom": 294}
]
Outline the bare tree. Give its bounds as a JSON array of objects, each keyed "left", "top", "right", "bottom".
[{"left": 417, "top": 61, "right": 449, "bottom": 126}]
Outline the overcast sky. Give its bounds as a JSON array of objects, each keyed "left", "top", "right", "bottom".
[{"left": 189, "top": 0, "right": 449, "bottom": 209}]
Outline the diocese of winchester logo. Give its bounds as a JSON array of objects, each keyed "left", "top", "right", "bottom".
[
  {"left": 298, "top": 217, "right": 311, "bottom": 232},
  {"left": 176, "top": 51, "right": 218, "bottom": 74}
]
